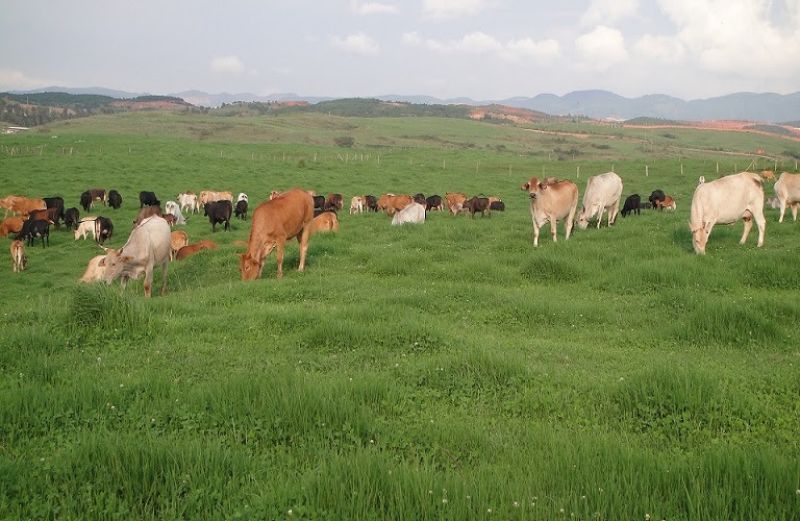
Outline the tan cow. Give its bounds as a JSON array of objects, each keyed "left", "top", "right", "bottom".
[
  {"left": 176, "top": 240, "right": 218, "bottom": 260},
  {"left": 10, "top": 240, "right": 26, "bottom": 273},
  {"left": 79, "top": 255, "right": 108, "bottom": 283},
  {"left": 774, "top": 172, "right": 800, "bottom": 223},
  {"left": 0, "top": 217, "right": 24, "bottom": 237},
  {"left": 199, "top": 190, "right": 234, "bottom": 207},
  {"left": 445, "top": 192, "right": 467, "bottom": 215},
  {"left": 349, "top": 196, "right": 365, "bottom": 214},
  {"left": 1, "top": 196, "right": 46, "bottom": 219},
  {"left": 577, "top": 172, "right": 623, "bottom": 229},
  {"left": 170, "top": 230, "right": 189, "bottom": 260},
  {"left": 689, "top": 172, "right": 765, "bottom": 255},
  {"left": 239, "top": 188, "right": 314, "bottom": 280},
  {"left": 521, "top": 177, "right": 578, "bottom": 247},
  {"left": 310, "top": 212, "right": 340, "bottom": 234},
  {"left": 377, "top": 194, "right": 413, "bottom": 215}
]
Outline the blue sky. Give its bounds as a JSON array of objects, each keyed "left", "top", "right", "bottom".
[{"left": 1, "top": 0, "right": 799, "bottom": 100}]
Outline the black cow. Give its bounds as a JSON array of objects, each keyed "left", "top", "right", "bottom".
[
  {"left": 108, "top": 190, "right": 122, "bottom": 209},
  {"left": 95, "top": 216, "right": 113, "bottom": 244},
  {"left": 413, "top": 193, "right": 426, "bottom": 205},
  {"left": 64, "top": 207, "right": 80, "bottom": 230},
  {"left": 235, "top": 199, "right": 248, "bottom": 220},
  {"left": 464, "top": 197, "right": 490, "bottom": 218},
  {"left": 17, "top": 218, "right": 50, "bottom": 247},
  {"left": 324, "top": 193, "right": 343, "bottom": 211},
  {"left": 204, "top": 200, "right": 232, "bottom": 232},
  {"left": 312, "top": 195, "right": 325, "bottom": 210},
  {"left": 139, "top": 191, "right": 160, "bottom": 208},
  {"left": 426, "top": 195, "right": 443, "bottom": 211},
  {"left": 648, "top": 190, "right": 665, "bottom": 210},
  {"left": 489, "top": 200, "right": 505, "bottom": 211},
  {"left": 621, "top": 194, "right": 641, "bottom": 217},
  {"left": 364, "top": 195, "right": 378, "bottom": 212},
  {"left": 80, "top": 191, "right": 93, "bottom": 212},
  {"left": 43, "top": 196, "right": 65, "bottom": 225}
]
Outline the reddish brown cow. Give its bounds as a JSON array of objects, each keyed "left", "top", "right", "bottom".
[
  {"left": 377, "top": 194, "right": 413, "bottom": 215},
  {"left": 176, "top": 240, "right": 218, "bottom": 260},
  {"left": 239, "top": 189, "right": 314, "bottom": 280},
  {"left": 445, "top": 192, "right": 467, "bottom": 215},
  {"left": 0, "top": 217, "right": 25, "bottom": 237},
  {"left": 9, "top": 197, "right": 46, "bottom": 219},
  {"left": 310, "top": 212, "right": 340, "bottom": 234}
]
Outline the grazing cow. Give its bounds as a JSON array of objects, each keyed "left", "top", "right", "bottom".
[
  {"left": 426, "top": 195, "right": 444, "bottom": 211},
  {"left": 648, "top": 190, "right": 666, "bottom": 210},
  {"left": 489, "top": 200, "right": 506, "bottom": 211},
  {"left": 445, "top": 192, "right": 468, "bottom": 215},
  {"left": 5, "top": 196, "right": 47, "bottom": 219},
  {"left": 577, "top": 172, "right": 623, "bottom": 229},
  {"left": 379, "top": 194, "right": 413, "bottom": 215},
  {"left": 413, "top": 193, "right": 426, "bottom": 205},
  {"left": 95, "top": 216, "right": 113, "bottom": 244},
  {"left": 169, "top": 230, "right": 189, "bottom": 260},
  {"left": 760, "top": 170, "right": 776, "bottom": 182},
  {"left": 0, "top": 217, "right": 24, "bottom": 237},
  {"left": 689, "top": 172, "right": 765, "bottom": 255},
  {"left": 774, "top": 172, "right": 800, "bottom": 223},
  {"left": 391, "top": 202, "right": 426, "bottom": 226},
  {"left": 133, "top": 205, "right": 162, "bottom": 227},
  {"left": 17, "top": 218, "right": 50, "bottom": 247},
  {"left": 88, "top": 188, "right": 106, "bottom": 206},
  {"left": 27, "top": 209, "right": 54, "bottom": 223},
  {"left": 44, "top": 196, "right": 65, "bottom": 224},
  {"left": 178, "top": 192, "right": 199, "bottom": 214},
  {"left": 364, "top": 195, "right": 379, "bottom": 212},
  {"left": 107, "top": 190, "right": 123, "bottom": 209},
  {"left": 204, "top": 200, "right": 232, "bottom": 231},
  {"left": 74, "top": 218, "right": 98, "bottom": 240},
  {"left": 310, "top": 211, "right": 340, "bottom": 234},
  {"left": 139, "top": 191, "right": 160, "bottom": 208},
  {"left": 10, "top": 240, "right": 27, "bottom": 273},
  {"left": 521, "top": 176, "right": 578, "bottom": 247},
  {"left": 324, "top": 193, "right": 343, "bottom": 211},
  {"left": 235, "top": 199, "right": 248, "bottom": 220},
  {"left": 80, "top": 191, "right": 93, "bottom": 212},
  {"left": 349, "top": 196, "right": 365, "bottom": 214},
  {"left": 79, "top": 255, "right": 108, "bottom": 283},
  {"left": 176, "top": 240, "right": 218, "bottom": 261},
  {"left": 239, "top": 188, "right": 314, "bottom": 281},
  {"left": 657, "top": 196, "right": 677, "bottom": 211},
  {"left": 464, "top": 197, "right": 490, "bottom": 218},
  {"left": 621, "top": 194, "right": 641, "bottom": 217},
  {"left": 164, "top": 200, "right": 186, "bottom": 225},
  {"left": 199, "top": 190, "right": 233, "bottom": 207},
  {"left": 100, "top": 215, "right": 171, "bottom": 297}
]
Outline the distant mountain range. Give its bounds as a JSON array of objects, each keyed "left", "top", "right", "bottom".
[{"left": 10, "top": 87, "right": 800, "bottom": 123}]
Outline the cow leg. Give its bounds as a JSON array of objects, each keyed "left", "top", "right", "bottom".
[
  {"left": 549, "top": 218, "right": 558, "bottom": 243},
  {"left": 275, "top": 239, "right": 286, "bottom": 279},
  {"left": 298, "top": 226, "right": 311, "bottom": 272},
  {"left": 596, "top": 206, "right": 604, "bottom": 229},
  {"left": 739, "top": 218, "right": 753, "bottom": 245},
  {"left": 160, "top": 260, "right": 169, "bottom": 296},
  {"left": 754, "top": 210, "right": 766, "bottom": 248},
  {"left": 779, "top": 200, "right": 786, "bottom": 222},
  {"left": 792, "top": 204, "right": 799, "bottom": 222}
]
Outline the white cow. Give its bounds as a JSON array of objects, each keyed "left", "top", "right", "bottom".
[
  {"left": 773, "top": 172, "right": 800, "bottom": 223},
  {"left": 74, "top": 217, "right": 98, "bottom": 240},
  {"left": 521, "top": 177, "right": 579, "bottom": 247},
  {"left": 178, "top": 192, "right": 198, "bottom": 214},
  {"left": 577, "top": 172, "right": 623, "bottom": 229},
  {"left": 349, "top": 196, "right": 364, "bottom": 214},
  {"left": 164, "top": 201, "right": 186, "bottom": 225},
  {"left": 391, "top": 202, "right": 426, "bottom": 226},
  {"left": 689, "top": 172, "right": 765, "bottom": 255},
  {"left": 101, "top": 215, "right": 171, "bottom": 297}
]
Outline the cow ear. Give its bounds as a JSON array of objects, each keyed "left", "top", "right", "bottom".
[
  {"left": 521, "top": 182, "right": 530, "bottom": 191},
  {"left": 98, "top": 257, "right": 106, "bottom": 266},
  {"left": 538, "top": 182, "right": 547, "bottom": 190}
]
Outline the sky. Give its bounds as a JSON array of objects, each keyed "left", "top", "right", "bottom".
[{"left": 1, "top": 0, "right": 799, "bottom": 101}]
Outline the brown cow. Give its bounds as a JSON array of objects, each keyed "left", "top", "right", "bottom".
[
  {"left": 88, "top": 188, "right": 107, "bottom": 205},
  {"left": 0, "top": 217, "right": 24, "bottom": 237},
  {"left": 325, "top": 193, "right": 343, "bottom": 211},
  {"left": 464, "top": 197, "right": 490, "bottom": 218},
  {"left": 310, "top": 212, "right": 340, "bottom": 235},
  {"left": 378, "top": 194, "right": 413, "bottom": 216},
  {"left": 239, "top": 188, "right": 313, "bottom": 280},
  {"left": 170, "top": 230, "right": 189, "bottom": 260},
  {"left": 445, "top": 192, "right": 467, "bottom": 215},
  {"left": 10, "top": 240, "right": 26, "bottom": 273},
  {"left": 176, "top": 240, "right": 218, "bottom": 260},
  {"left": 199, "top": 190, "right": 233, "bottom": 206},
  {"left": 657, "top": 196, "right": 677, "bottom": 211},
  {"left": 8, "top": 197, "right": 46, "bottom": 219}
]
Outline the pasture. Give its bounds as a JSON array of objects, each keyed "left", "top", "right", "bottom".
[{"left": 1, "top": 111, "right": 800, "bottom": 520}]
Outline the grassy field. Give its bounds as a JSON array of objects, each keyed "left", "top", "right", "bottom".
[{"left": 1, "top": 112, "right": 800, "bottom": 520}]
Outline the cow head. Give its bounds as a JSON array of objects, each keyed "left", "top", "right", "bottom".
[
  {"left": 99, "top": 247, "right": 133, "bottom": 283},
  {"left": 239, "top": 253, "right": 263, "bottom": 281},
  {"left": 689, "top": 222, "right": 710, "bottom": 254},
  {"left": 576, "top": 205, "right": 593, "bottom": 230}
]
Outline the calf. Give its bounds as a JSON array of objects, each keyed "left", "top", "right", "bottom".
[
  {"left": 426, "top": 195, "right": 443, "bottom": 211},
  {"left": 74, "top": 218, "right": 98, "bottom": 240},
  {"left": 648, "top": 189, "right": 665, "bottom": 210},
  {"left": 176, "top": 240, "right": 218, "bottom": 260},
  {"left": 235, "top": 199, "right": 248, "bottom": 220},
  {"left": 621, "top": 194, "right": 641, "bottom": 217},
  {"left": 204, "top": 200, "right": 232, "bottom": 232},
  {"left": 164, "top": 200, "right": 186, "bottom": 225},
  {"left": 139, "top": 191, "right": 160, "bottom": 208},
  {"left": 178, "top": 192, "right": 198, "bottom": 214},
  {"left": 489, "top": 200, "right": 505, "bottom": 211},
  {"left": 464, "top": 197, "right": 490, "bottom": 218},
  {"left": 445, "top": 192, "right": 467, "bottom": 215},
  {"left": 774, "top": 172, "right": 800, "bottom": 223},
  {"left": 324, "top": 193, "right": 343, "bottom": 211},
  {"left": 17, "top": 218, "right": 50, "bottom": 247},
  {"left": 44, "top": 196, "right": 65, "bottom": 224},
  {"left": 88, "top": 188, "right": 106, "bottom": 206},
  {"left": 80, "top": 191, "right": 93, "bottom": 212},
  {"left": 349, "top": 196, "right": 364, "bottom": 214},
  {"left": 170, "top": 230, "right": 189, "bottom": 260},
  {"left": 10, "top": 240, "right": 27, "bottom": 273},
  {"left": 95, "top": 217, "right": 113, "bottom": 244},
  {"left": 108, "top": 190, "right": 123, "bottom": 209},
  {"left": 521, "top": 176, "right": 578, "bottom": 247},
  {"left": 310, "top": 211, "right": 340, "bottom": 234}
]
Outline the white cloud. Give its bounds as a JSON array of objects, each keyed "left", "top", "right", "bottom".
[
  {"left": 422, "top": 0, "right": 491, "bottom": 19},
  {"left": 331, "top": 33, "right": 380, "bottom": 55},
  {"left": 350, "top": 1, "right": 398, "bottom": 15},
  {"left": 0, "top": 68, "right": 57, "bottom": 90},
  {"left": 575, "top": 25, "right": 629, "bottom": 70},
  {"left": 633, "top": 34, "right": 685, "bottom": 64},
  {"left": 403, "top": 31, "right": 560, "bottom": 62},
  {"left": 581, "top": 0, "right": 639, "bottom": 26},
  {"left": 210, "top": 55, "right": 245, "bottom": 74}
]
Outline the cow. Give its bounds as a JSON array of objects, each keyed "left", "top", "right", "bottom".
[
  {"left": 44, "top": 196, "right": 65, "bottom": 225},
  {"left": 4, "top": 196, "right": 46, "bottom": 219},
  {"left": 108, "top": 190, "right": 123, "bottom": 209},
  {"left": 27, "top": 209, "right": 54, "bottom": 223},
  {"left": 760, "top": 170, "right": 776, "bottom": 182},
  {"left": 0, "top": 217, "right": 24, "bottom": 237},
  {"left": 364, "top": 195, "right": 379, "bottom": 212},
  {"left": 133, "top": 205, "right": 162, "bottom": 227},
  {"left": 235, "top": 199, "right": 248, "bottom": 220},
  {"left": 17, "top": 218, "right": 50, "bottom": 248},
  {"left": 426, "top": 195, "right": 444, "bottom": 211},
  {"left": 312, "top": 195, "right": 325, "bottom": 210},
  {"left": 621, "top": 194, "right": 641, "bottom": 217},
  {"left": 464, "top": 197, "right": 490, "bottom": 218},
  {"left": 349, "top": 196, "right": 365, "bottom": 214},
  {"left": 413, "top": 193, "right": 426, "bottom": 205},
  {"left": 657, "top": 196, "right": 677, "bottom": 211},
  {"left": 74, "top": 218, "right": 98, "bottom": 241},
  {"left": 139, "top": 191, "right": 160, "bottom": 208},
  {"left": 100, "top": 215, "right": 171, "bottom": 297},
  {"left": 204, "top": 200, "right": 232, "bottom": 231},
  {"left": 577, "top": 172, "right": 623, "bottom": 229},
  {"left": 88, "top": 188, "right": 106, "bottom": 206},
  {"left": 774, "top": 172, "right": 800, "bottom": 223},
  {"left": 164, "top": 201, "right": 186, "bottom": 225},
  {"left": 10, "top": 240, "right": 26, "bottom": 273},
  {"left": 445, "top": 192, "right": 467, "bottom": 215},
  {"left": 79, "top": 255, "right": 107, "bottom": 283},
  {"left": 178, "top": 192, "right": 199, "bottom": 214},
  {"left": 324, "top": 193, "right": 343, "bottom": 211},
  {"left": 391, "top": 202, "right": 426, "bottom": 226},
  {"left": 80, "top": 191, "right": 93, "bottom": 212},
  {"left": 0, "top": 195, "right": 23, "bottom": 218},
  {"left": 521, "top": 176, "right": 578, "bottom": 247},
  {"left": 176, "top": 240, "right": 218, "bottom": 261},
  {"left": 648, "top": 190, "right": 666, "bottom": 210},
  {"left": 239, "top": 188, "right": 314, "bottom": 281},
  {"left": 169, "top": 230, "right": 189, "bottom": 260},
  {"left": 378, "top": 194, "right": 413, "bottom": 215},
  {"left": 95, "top": 216, "right": 113, "bottom": 244},
  {"left": 689, "top": 172, "right": 765, "bottom": 255},
  {"left": 310, "top": 211, "right": 340, "bottom": 234},
  {"left": 199, "top": 190, "right": 233, "bottom": 207},
  {"left": 490, "top": 200, "right": 506, "bottom": 211}
]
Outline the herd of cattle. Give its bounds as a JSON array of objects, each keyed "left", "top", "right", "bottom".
[{"left": 3, "top": 168, "right": 800, "bottom": 295}]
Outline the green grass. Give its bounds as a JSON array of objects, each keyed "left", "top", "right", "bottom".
[{"left": 1, "top": 112, "right": 799, "bottom": 519}]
